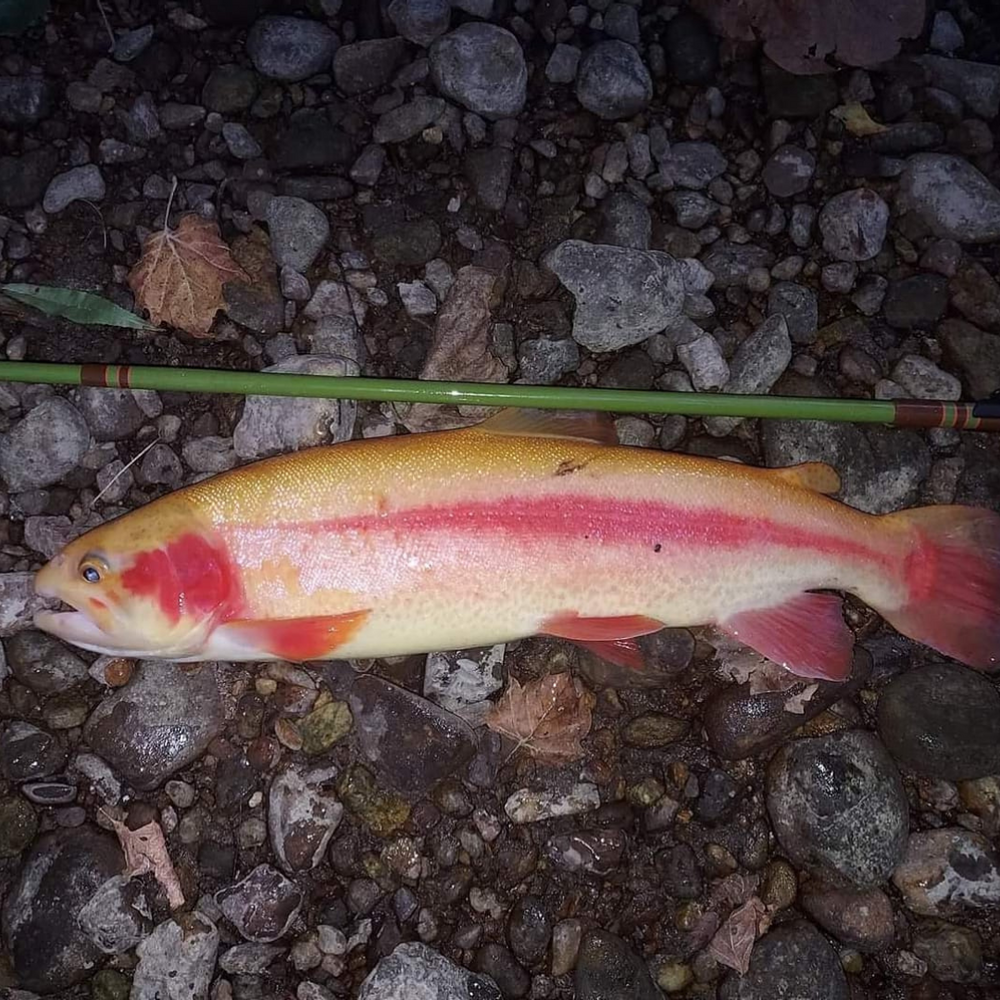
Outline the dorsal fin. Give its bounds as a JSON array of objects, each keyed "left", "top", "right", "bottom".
[
  {"left": 766, "top": 462, "right": 841, "bottom": 495},
  {"left": 474, "top": 408, "right": 618, "bottom": 445}
]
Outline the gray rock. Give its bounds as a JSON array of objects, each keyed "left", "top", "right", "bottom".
[
  {"left": 269, "top": 763, "right": 344, "bottom": 873},
  {"left": 309, "top": 316, "right": 366, "bottom": 367},
  {"left": 359, "top": 942, "right": 501, "bottom": 999},
  {"left": 471, "top": 945, "right": 528, "bottom": 999},
  {"left": 265, "top": 196, "right": 330, "bottom": 272},
  {"left": 0, "top": 720, "right": 66, "bottom": 782},
  {"left": 1, "top": 827, "right": 124, "bottom": 993},
  {"left": 877, "top": 662, "right": 1000, "bottom": 780},
  {"left": 182, "top": 436, "right": 237, "bottom": 474},
  {"left": 0, "top": 76, "right": 51, "bottom": 127},
  {"left": 74, "top": 385, "right": 144, "bottom": 441},
  {"left": 762, "top": 144, "right": 815, "bottom": 197},
  {"left": 912, "top": 921, "right": 983, "bottom": 984},
  {"left": 800, "top": 884, "right": 895, "bottom": 953},
  {"left": 546, "top": 43, "right": 580, "bottom": 85},
  {"left": 83, "top": 660, "right": 224, "bottom": 791},
  {"left": 939, "top": 318, "right": 1000, "bottom": 399},
  {"left": 465, "top": 146, "right": 514, "bottom": 212},
  {"left": 398, "top": 280, "right": 437, "bottom": 318},
  {"left": 767, "top": 282, "right": 818, "bottom": 344},
  {"left": 202, "top": 64, "right": 258, "bottom": 114},
  {"left": 575, "top": 40, "right": 652, "bottom": 120},
  {"left": 516, "top": 338, "right": 580, "bottom": 384},
  {"left": 719, "top": 921, "right": 849, "bottom": 1000},
  {"left": 0, "top": 573, "right": 53, "bottom": 639},
  {"left": 423, "top": 645, "right": 505, "bottom": 725},
  {"left": 138, "top": 442, "right": 183, "bottom": 487},
  {"left": 387, "top": 0, "right": 451, "bottom": 47},
  {"left": 505, "top": 782, "right": 600, "bottom": 823},
  {"left": 333, "top": 37, "right": 407, "bottom": 95},
  {"left": 542, "top": 239, "right": 685, "bottom": 352},
  {"left": 545, "top": 830, "right": 626, "bottom": 877},
  {"left": 896, "top": 153, "right": 1000, "bottom": 243},
  {"left": 246, "top": 15, "right": 338, "bottom": 82},
  {"left": 949, "top": 259, "right": 1000, "bottom": 331},
  {"left": 98, "top": 138, "right": 146, "bottom": 164},
  {"left": 0, "top": 398, "right": 90, "bottom": 490},
  {"left": 348, "top": 673, "right": 477, "bottom": 797},
  {"left": 766, "top": 729, "right": 909, "bottom": 887},
  {"left": 882, "top": 274, "right": 948, "bottom": 329},
  {"left": 891, "top": 354, "right": 961, "bottom": 400},
  {"left": 915, "top": 54, "right": 1000, "bottom": 118},
  {"left": 667, "top": 190, "right": 718, "bottom": 229},
  {"left": 700, "top": 241, "right": 775, "bottom": 288},
  {"left": 132, "top": 914, "right": 219, "bottom": 1000},
  {"left": 78, "top": 874, "right": 150, "bottom": 954},
  {"left": 820, "top": 262, "right": 857, "bottom": 294},
  {"left": 42, "top": 164, "right": 106, "bottom": 214},
  {"left": 604, "top": 3, "right": 640, "bottom": 44},
  {"left": 705, "top": 315, "right": 791, "bottom": 436},
  {"left": 363, "top": 205, "right": 442, "bottom": 267},
  {"left": 216, "top": 864, "right": 304, "bottom": 942},
  {"left": 506, "top": 896, "right": 551, "bottom": 966},
  {"left": 113, "top": 24, "right": 154, "bottom": 61},
  {"left": 597, "top": 191, "right": 652, "bottom": 248},
  {"left": 373, "top": 96, "right": 446, "bottom": 143},
  {"left": 892, "top": 828, "right": 1000, "bottom": 916},
  {"left": 158, "top": 103, "right": 206, "bottom": 129},
  {"left": 677, "top": 334, "right": 728, "bottom": 391},
  {"left": 819, "top": 188, "right": 889, "bottom": 261},
  {"left": 658, "top": 141, "right": 727, "bottom": 190},
  {"left": 788, "top": 203, "right": 816, "bottom": 248},
  {"left": 930, "top": 11, "right": 964, "bottom": 54},
  {"left": 120, "top": 92, "right": 161, "bottom": 143},
  {"left": 233, "top": 355, "right": 358, "bottom": 461},
  {"left": 575, "top": 929, "right": 660, "bottom": 1000},
  {"left": 4, "top": 631, "right": 88, "bottom": 695},
  {"left": 430, "top": 24, "right": 527, "bottom": 120},
  {"left": 222, "top": 122, "right": 262, "bottom": 160},
  {"left": 219, "top": 942, "right": 287, "bottom": 974}
]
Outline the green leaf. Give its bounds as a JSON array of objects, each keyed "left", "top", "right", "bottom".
[
  {"left": 0, "top": 283, "right": 158, "bottom": 331},
  {"left": 0, "top": 0, "right": 49, "bottom": 35}
]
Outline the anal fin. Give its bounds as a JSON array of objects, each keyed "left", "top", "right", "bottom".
[
  {"left": 212, "top": 610, "right": 370, "bottom": 662},
  {"left": 540, "top": 612, "right": 662, "bottom": 670},
  {"left": 573, "top": 637, "right": 646, "bottom": 671},
  {"left": 475, "top": 407, "right": 618, "bottom": 445},
  {"left": 718, "top": 592, "right": 853, "bottom": 681}
]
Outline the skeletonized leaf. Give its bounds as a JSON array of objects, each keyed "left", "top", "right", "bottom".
[
  {"left": 127, "top": 213, "right": 250, "bottom": 338},
  {"left": 708, "top": 896, "right": 769, "bottom": 975},
  {"left": 830, "top": 103, "right": 888, "bottom": 136},
  {"left": 110, "top": 818, "right": 185, "bottom": 909},
  {"left": 1, "top": 283, "right": 157, "bottom": 330},
  {"left": 485, "top": 672, "right": 595, "bottom": 764}
]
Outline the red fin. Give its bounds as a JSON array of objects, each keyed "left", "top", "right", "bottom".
[
  {"left": 719, "top": 593, "right": 854, "bottom": 681},
  {"left": 573, "top": 638, "right": 647, "bottom": 671},
  {"left": 541, "top": 612, "right": 664, "bottom": 642},
  {"left": 218, "top": 611, "right": 370, "bottom": 661},
  {"left": 879, "top": 505, "right": 1000, "bottom": 670}
]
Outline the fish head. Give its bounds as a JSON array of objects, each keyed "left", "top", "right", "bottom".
[{"left": 32, "top": 501, "right": 240, "bottom": 658}]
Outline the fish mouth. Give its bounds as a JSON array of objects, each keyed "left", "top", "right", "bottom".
[{"left": 33, "top": 606, "right": 128, "bottom": 654}]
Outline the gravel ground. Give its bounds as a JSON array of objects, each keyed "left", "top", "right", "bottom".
[{"left": 1, "top": 1, "right": 1000, "bottom": 998}]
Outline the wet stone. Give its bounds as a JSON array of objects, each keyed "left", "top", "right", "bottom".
[
  {"left": 131, "top": 913, "right": 219, "bottom": 1000},
  {"left": 348, "top": 673, "right": 477, "bottom": 797},
  {"left": 516, "top": 338, "right": 580, "bottom": 384},
  {"left": 912, "top": 920, "right": 983, "bottom": 984},
  {"left": 43, "top": 164, "right": 106, "bottom": 214},
  {"left": 387, "top": 0, "right": 451, "bottom": 47},
  {"left": 939, "top": 319, "right": 1000, "bottom": 399},
  {"left": 1, "top": 826, "right": 124, "bottom": 993},
  {"left": 622, "top": 712, "right": 689, "bottom": 748},
  {"left": 246, "top": 15, "right": 338, "bottom": 82},
  {"left": 220, "top": 942, "right": 286, "bottom": 974},
  {"left": 202, "top": 63, "right": 258, "bottom": 113},
  {"left": 662, "top": 8, "right": 718, "bottom": 84},
  {"left": 0, "top": 720, "right": 66, "bottom": 782},
  {"left": 766, "top": 728, "right": 909, "bottom": 887},
  {"left": 358, "top": 941, "right": 502, "bottom": 999},
  {"left": 374, "top": 96, "right": 446, "bottom": 143},
  {"left": 298, "top": 700, "right": 353, "bottom": 754},
  {"left": 883, "top": 274, "right": 948, "bottom": 329},
  {"left": 545, "top": 829, "right": 626, "bottom": 876},
  {"left": 575, "top": 40, "right": 652, "bottom": 121},
  {"left": 0, "top": 76, "right": 52, "bottom": 127},
  {"left": 423, "top": 644, "right": 505, "bottom": 725},
  {"left": 718, "top": 920, "right": 849, "bottom": 1000},
  {"left": 657, "top": 844, "right": 702, "bottom": 898},
  {"left": 337, "top": 763, "right": 411, "bottom": 836},
  {"left": 877, "top": 662, "right": 1000, "bottom": 780},
  {"left": 334, "top": 38, "right": 407, "bottom": 95},
  {"left": 658, "top": 141, "right": 727, "bottom": 190},
  {"left": 4, "top": 630, "right": 88, "bottom": 694},
  {"left": 506, "top": 895, "right": 551, "bottom": 966},
  {"left": 800, "top": 883, "right": 895, "bottom": 952},
  {"left": 216, "top": 864, "right": 304, "bottom": 943},
  {"left": 269, "top": 763, "right": 344, "bottom": 873},
  {"left": 819, "top": 188, "right": 889, "bottom": 261},
  {"left": 575, "top": 929, "right": 661, "bottom": 1000},
  {"left": 78, "top": 874, "right": 150, "bottom": 955},
  {"left": 892, "top": 827, "right": 1000, "bottom": 917},
  {"left": 473, "top": 944, "right": 529, "bottom": 999},
  {"left": 429, "top": 23, "right": 527, "bottom": 120},
  {"left": 505, "top": 782, "right": 600, "bottom": 824},
  {"left": 0, "top": 797, "right": 37, "bottom": 858},
  {"left": 762, "top": 145, "right": 815, "bottom": 197},
  {"left": 83, "top": 660, "right": 224, "bottom": 791}
]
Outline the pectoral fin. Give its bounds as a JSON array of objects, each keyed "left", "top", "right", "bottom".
[
  {"left": 718, "top": 592, "right": 853, "bottom": 681},
  {"left": 209, "top": 610, "right": 371, "bottom": 662},
  {"left": 766, "top": 462, "right": 841, "bottom": 495}
]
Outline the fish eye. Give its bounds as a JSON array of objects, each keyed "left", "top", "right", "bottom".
[{"left": 79, "top": 554, "right": 109, "bottom": 584}]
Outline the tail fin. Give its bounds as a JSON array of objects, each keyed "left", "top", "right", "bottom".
[{"left": 878, "top": 505, "right": 1000, "bottom": 670}]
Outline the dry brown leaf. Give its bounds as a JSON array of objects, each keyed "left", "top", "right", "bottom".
[
  {"left": 830, "top": 103, "right": 888, "bottom": 136},
  {"left": 784, "top": 682, "right": 819, "bottom": 714},
  {"left": 109, "top": 817, "right": 185, "bottom": 909},
  {"left": 692, "top": 0, "right": 925, "bottom": 75},
  {"left": 707, "top": 896, "right": 769, "bottom": 975},
  {"left": 485, "top": 672, "right": 595, "bottom": 764},
  {"left": 127, "top": 213, "right": 250, "bottom": 338}
]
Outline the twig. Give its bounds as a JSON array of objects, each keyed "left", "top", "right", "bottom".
[
  {"left": 90, "top": 434, "right": 160, "bottom": 507},
  {"left": 95, "top": 0, "right": 115, "bottom": 51}
]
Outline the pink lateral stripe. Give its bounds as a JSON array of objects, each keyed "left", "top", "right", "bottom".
[{"left": 231, "top": 496, "right": 890, "bottom": 565}]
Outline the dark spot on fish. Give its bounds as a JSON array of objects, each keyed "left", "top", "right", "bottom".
[
  {"left": 555, "top": 459, "right": 589, "bottom": 477},
  {"left": 654, "top": 544, "right": 662, "bottom": 553}
]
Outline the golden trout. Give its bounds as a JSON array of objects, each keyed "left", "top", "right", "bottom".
[{"left": 32, "top": 409, "right": 1000, "bottom": 680}]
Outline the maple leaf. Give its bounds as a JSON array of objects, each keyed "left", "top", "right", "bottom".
[
  {"left": 127, "top": 212, "right": 250, "bottom": 338},
  {"left": 109, "top": 817, "right": 185, "bottom": 909},
  {"left": 485, "top": 672, "right": 595, "bottom": 765},
  {"left": 707, "top": 896, "right": 770, "bottom": 976}
]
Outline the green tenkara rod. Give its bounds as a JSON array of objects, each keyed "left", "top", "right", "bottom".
[{"left": 1, "top": 360, "right": 998, "bottom": 432}]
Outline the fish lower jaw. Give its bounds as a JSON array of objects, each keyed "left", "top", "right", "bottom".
[{"left": 32, "top": 610, "right": 165, "bottom": 659}]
